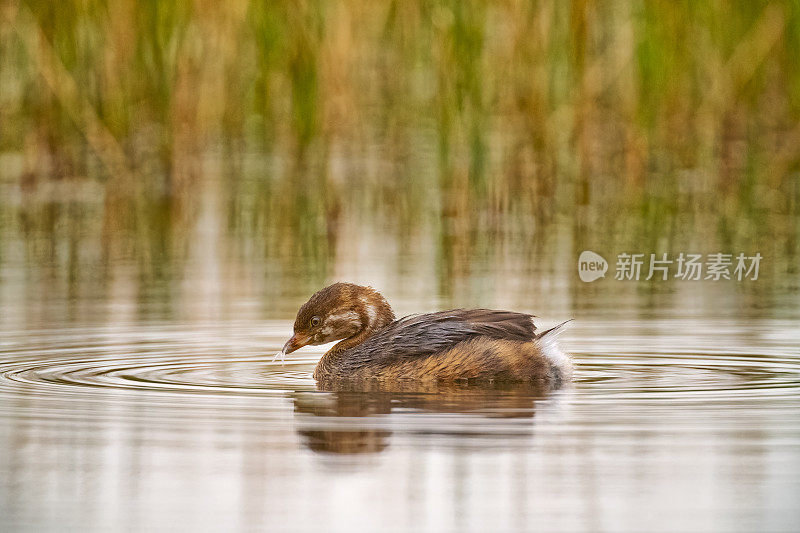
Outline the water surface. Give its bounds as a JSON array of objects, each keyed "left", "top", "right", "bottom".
[
  {"left": 1, "top": 306, "right": 799, "bottom": 531},
  {"left": 2, "top": 3, "right": 800, "bottom": 529}
]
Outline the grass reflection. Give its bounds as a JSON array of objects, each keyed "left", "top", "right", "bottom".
[{"left": 0, "top": 1, "right": 798, "bottom": 320}]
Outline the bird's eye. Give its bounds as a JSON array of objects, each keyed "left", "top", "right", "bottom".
[{"left": 310, "top": 316, "right": 321, "bottom": 327}]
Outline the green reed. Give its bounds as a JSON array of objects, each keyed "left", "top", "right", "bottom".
[{"left": 0, "top": 0, "right": 798, "bottom": 301}]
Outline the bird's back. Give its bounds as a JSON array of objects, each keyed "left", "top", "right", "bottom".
[{"left": 315, "top": 309, "right": 571, "bottom": 386}]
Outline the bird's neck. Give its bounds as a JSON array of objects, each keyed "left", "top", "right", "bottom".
[
  {"left": 328, "top": 327, "right": 375, "bottom": 355},
  {"left": 314, "top": 301, "right": 394, "bottom": 378},
  {"left": 330, "top": 303, "right": 394, "bottom": 355},
  {"left": 314, "top": 328, "right": 374, "bottom": 380}
]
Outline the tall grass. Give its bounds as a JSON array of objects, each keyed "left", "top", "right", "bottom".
[{"left": 0, "top": 0, "right": 798, "bottom": 304}]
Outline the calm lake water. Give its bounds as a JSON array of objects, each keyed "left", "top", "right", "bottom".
[
  {"left": 1, "top": 192, "right": 799, "bottom": 531},
  {"left": 2, "top": 3, "right": 800, "bottom": 528}
]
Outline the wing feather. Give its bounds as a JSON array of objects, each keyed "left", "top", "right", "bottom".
[{"left": 341, "top": 309, "right": 538, "bottom": 369}]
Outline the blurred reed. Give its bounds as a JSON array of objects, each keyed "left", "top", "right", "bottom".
[{"left": 0, "top": 0, "right": 798, "bottom": 314}]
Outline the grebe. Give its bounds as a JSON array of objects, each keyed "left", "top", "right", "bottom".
[{"left": 275, "top": 282, "right": 571, "bottom": 387}]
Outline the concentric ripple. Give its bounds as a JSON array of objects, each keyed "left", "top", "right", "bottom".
[
  {"left": 1, "top": 318, "right": 798, "bottom": 415},
  {"left": 0, "top": 322, "right": 317, "bottom": 400}
]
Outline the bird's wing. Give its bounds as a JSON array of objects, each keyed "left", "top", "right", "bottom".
[{"left": 342, "top": 309, "right": 538, "bottom": 368}]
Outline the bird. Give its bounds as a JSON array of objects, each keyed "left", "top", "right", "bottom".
[{"left": 274, "top": 282, "right": 572, "bottom": 388}]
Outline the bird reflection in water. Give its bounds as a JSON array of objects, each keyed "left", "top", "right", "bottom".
[{"left": 292, "top": 380, "right": 557, "bottom": 455}]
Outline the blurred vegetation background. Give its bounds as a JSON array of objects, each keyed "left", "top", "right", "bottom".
[{"left": 0, "top": 0, "right": 798, "bottom": 323}]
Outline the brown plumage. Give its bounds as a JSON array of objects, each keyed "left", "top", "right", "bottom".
[{"left": 277, "top": 282, "right": 572, "bottom": 388}]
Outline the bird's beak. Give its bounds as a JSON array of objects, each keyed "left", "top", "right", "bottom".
[
  {"left": 282, "top": 333, "right": 311, "bottom": 355},
  {"left": 272, "top": 333, "right": 312, "bottom": 365}
]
